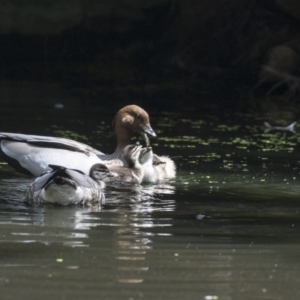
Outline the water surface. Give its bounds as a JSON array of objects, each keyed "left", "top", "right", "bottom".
[{"left": 0, "top": 84, "right": 300, "bottom": 300}]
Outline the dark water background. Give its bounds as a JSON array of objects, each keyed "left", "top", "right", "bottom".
[{"left": 0, "top": 83, "right": 300, "bottom": 300}]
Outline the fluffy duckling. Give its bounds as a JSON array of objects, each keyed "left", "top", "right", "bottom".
[
  {"left": 139, "top": 147, "right": 176, "bottom": 182},
  {"left": 104, "top": 144, "right": 145, "bottom": 184},
  {"left": 26, "top": 164, "right": 114, "bottom": 205}
]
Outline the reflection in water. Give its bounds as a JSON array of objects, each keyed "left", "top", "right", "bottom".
[
  {"left": 114, "top": 215, "right": 150, "bottom": 284},
  {"left": 0, "top": 177, "right": 176, "bottom": 286},
  {"left": 104, "top": 183, "right": 176, "bottom": 284},
  {"left": 0, "top": 178, "right": 29, "bottom": 204}
]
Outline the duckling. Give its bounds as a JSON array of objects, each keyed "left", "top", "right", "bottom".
[
  {"left": 26, "top": 163, "right": 114, "bottom": 205},
  {"left": 105, "top": 144, "right": 145, "bottom": 184},
  {"left": 0, "top": 105, "right": 156, "bottom": 176},
  {"left": 139, "top": 147, "right": 176, "bottom": 182}
]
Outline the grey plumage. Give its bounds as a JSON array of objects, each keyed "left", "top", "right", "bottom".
[{"left": 26, "top": 164, "right": 110, "bottom": 205}]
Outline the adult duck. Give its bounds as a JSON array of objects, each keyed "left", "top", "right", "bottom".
[
  {"left": 0, "top": 105, "right": 156, "bottom": 176},
  {"left": 26, "top": 163, "right": 114, "bottom": 205}
]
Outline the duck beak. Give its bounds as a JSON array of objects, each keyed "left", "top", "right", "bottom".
[{"left": 143, "top": 124, "right": 156, "bottom": 137}]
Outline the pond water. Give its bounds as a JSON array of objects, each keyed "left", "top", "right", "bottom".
[{"left": 0, "top": 83, "right": 300, "bottom": 300}]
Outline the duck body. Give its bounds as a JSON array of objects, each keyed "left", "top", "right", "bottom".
[
  {"left": 26, "top": 164, "right": 108, "bottom": 205},
  {"left": 0, "top": 136, "right": 103, "bottom": 176}
]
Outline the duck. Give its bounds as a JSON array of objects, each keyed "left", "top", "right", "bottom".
[
  {"left": 0, "top": 105, "right": 156, "bottom": 176},
  {"left": 26, "top": 163, "right": 114, "bottom": 205},
  {"left": 139, "top": 147, "right": 176, "bottom": 182},
  {"left": 105, "top": 144, "right": 145, "bottom": 184}
]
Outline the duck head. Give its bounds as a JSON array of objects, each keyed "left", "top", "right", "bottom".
[
  {"left": 113, "top": 105, "right": 156, "bottom": 149},
  {"left": 90, "top": 163, "right": 116, "bottom": 181},
  {"left": 123, "top": 144, "right": 143, "bottom": 168}
]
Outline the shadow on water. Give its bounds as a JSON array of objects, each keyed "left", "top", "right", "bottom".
[{"left": 0, "top": 83, "right": 300, "bottom": 299}]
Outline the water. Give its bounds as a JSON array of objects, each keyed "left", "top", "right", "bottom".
[{"left": 0, "top": 83, "right": 300, "bottom": 299}]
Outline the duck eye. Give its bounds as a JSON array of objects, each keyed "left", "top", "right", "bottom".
[{"left": 136, "top": 113, "right": 141, "bottom": 120}]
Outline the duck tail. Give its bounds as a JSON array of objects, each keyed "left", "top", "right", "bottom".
[{"left": 264, "top": 122, "right": 273, "bottom": 133}]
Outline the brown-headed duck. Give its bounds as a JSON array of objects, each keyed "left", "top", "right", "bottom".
[
  {"left": 0, "top": 105, "right": 155, "bottom": 176},
  {"left": 0, "top": 105, "right": 176, "bottom": 182}
]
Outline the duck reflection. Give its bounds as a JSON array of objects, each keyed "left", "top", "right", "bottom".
[
  {"left": 98, "top": 183, "right": 174, "bottom": 284},
  {"left": 35, "top": 182, "right": 175, "bottom": 283},
  {"left": 105, "top": 182, "right": 176, "bottom": 211},
  {"left": 0, "top": 177, "right": 176, "bottom": 284},
  {"left": 114, "top": 224, "right": 150, "bottom": 283}
]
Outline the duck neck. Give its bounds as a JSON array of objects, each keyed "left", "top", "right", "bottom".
[{"left": 114, "top": 126, "right": 133, "bottom": 156}]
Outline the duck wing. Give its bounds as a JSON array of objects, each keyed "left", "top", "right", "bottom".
[
  {"left": 0, "top": 133, "right": 104, "bottom": 155},
  {"left": 65, "top": 169, "right": 99, "bottom": 188},
  {"left": 31, "top": 170, "right": 58, "bottom": 191},
  {"left": 0, "top": 133, "right": 105, "bottom": 176},
  {"left": 31, "top": 167, "right": 98, "bottom": 191}
]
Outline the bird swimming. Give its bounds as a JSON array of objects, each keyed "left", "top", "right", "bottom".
[
  {"left": 139, "top": 147, "right": 176, "bottom": 182},
  {"left": 0, "top": 105, "right": 153, "bottom": 172},
  {"left": 264, "top": 121, "right": 296, "bottom": 133},
  {"left": 105, "top": 145, "right": 146, "bottom": 184},
  {"left": 26, "top": 163, "right": 114, "bottom": 205}
]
